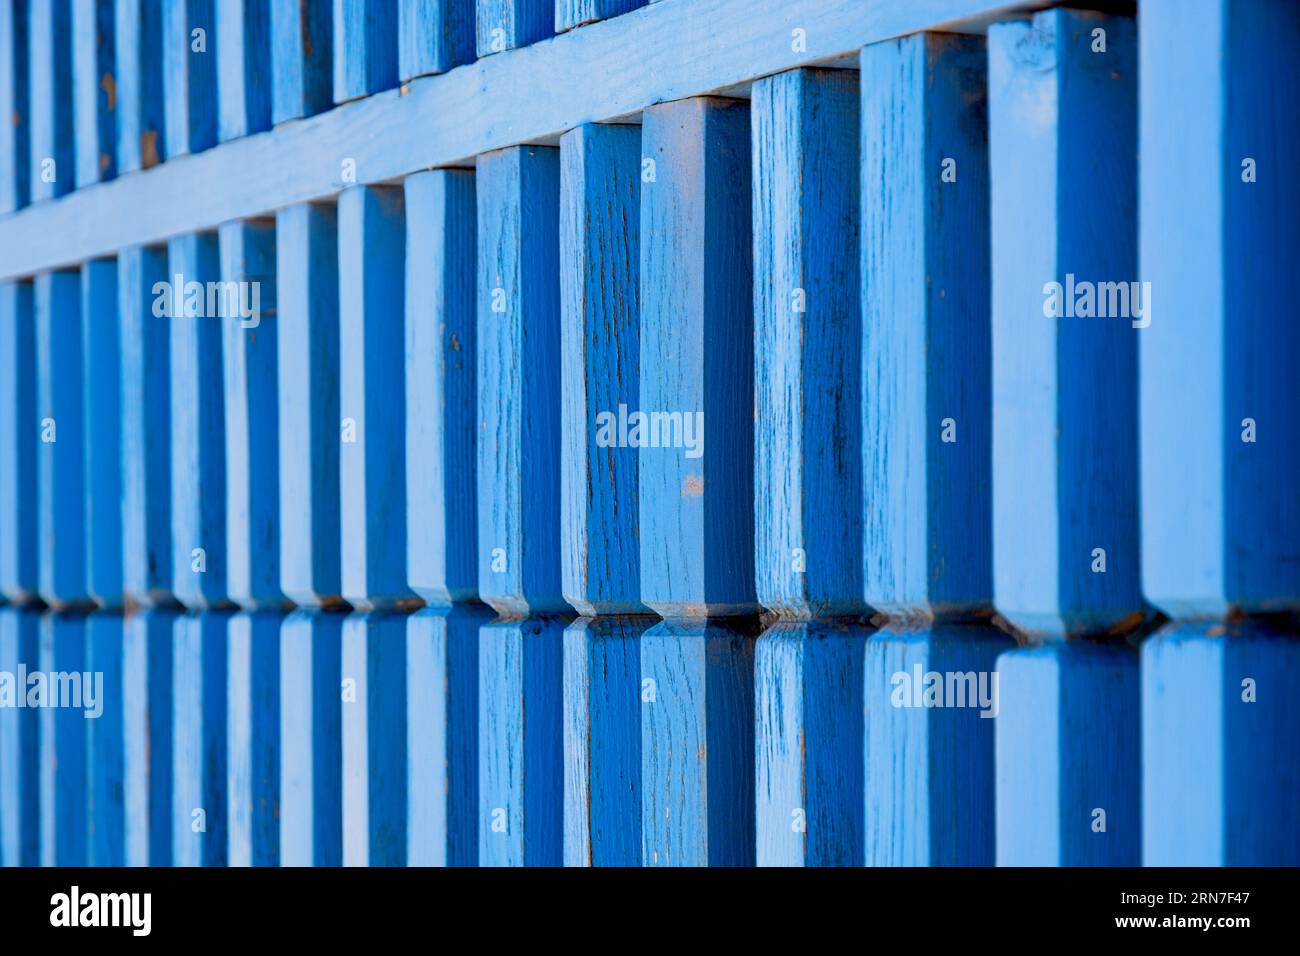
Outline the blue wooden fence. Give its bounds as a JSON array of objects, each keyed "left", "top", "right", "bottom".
[{"left": 0, "top": 0, "right": 1297, "bottom": 868}]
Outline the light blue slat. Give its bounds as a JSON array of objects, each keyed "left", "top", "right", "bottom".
[
  {"left": 38, "top": 610, "right": 89, "bottom": 866},
  {"left": 114, "top": 0, "right": 167, "bottom": 171},
  {"left": 333, "top": 0, "right": 398, "bottom": 104},
  {"left": 216, "top": 0, "right": 272, "bottom": 141},
  {"left": 276, "top": 203, "right": 343, "bottom": 608},
  {"left": 639, "top": 97, "right": 754, "bottom": 619},
  {"left": 123, "top": 606, "right": 176, "bottom": 866},
  {"left": 173, "top": 608, "right": 230, "bottom": 866},
  {"left": 0, "top": 1, "right": 31, "bottom": 213},
  {"left": 83, "top": 258, "right": 124, "bottom": 608},
  {"left": 72, "top": 0, "right": 116, "bottom": 186},
  {"left": 0, "top": 607, "right": 40, "bottom": 866},
  {"left": 269, "top": 0, "right": 333, "bottom": 124},
  {"left": 399, "top": 0, "right": 475, "bottom": 81},
  {"left": 279, "top": 609, "right": 343, "bottom": 866},
  {"left": 227, "top": 609, "right": 281, "bottom": 866},
  {"left": 476, "top": 0, "right": 553, "bottom": 57},
  {"left": 162, "top": 0, "right": 218, "bottom": 157},
  {"left": 29, "top": 0, "right": 73, "bottom": 201},
  {"left": 0, "top": 281, "right": 38, "bottom": 603}
]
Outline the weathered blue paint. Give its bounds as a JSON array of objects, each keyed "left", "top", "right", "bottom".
[
  {"left": 639, "top": 98, "right": 754, "bottom": 619},
  {"left": 28, "top": 0, "right": 73, "bottom": 202},
  {"left": 1142, "top": 620, "right": 1300, "bottom": 866},
  {"left": 341, "top": 611, "right": 408, "bottom": 866},
  {"left": 216, "top": 0, "right": 272, "bottom": 142},
  {"left": 114, "top": 0, "right": 166, "bottom": 171},
  {"left": 276, "top": 203, "right": 342, "bottom": 608},
  {"left": 476, "top": 0, "right": 553, "bottom": 57},
  {"left": 338, "top": 185, "right": 415, "bottom": 611},
  {"left": 163, "top": 0, "right": 218, "bottom": 158},
  {"left": 38, "top": 610, "right": 89, "bottom": 866},
  {"left": 119, "top": 246, "right": 174, "bottom": 607},
  {"left": 559, "top": 123, "right": 644, "bottom": 616},
  {"left": 479, "top": 615, "right": 564, "bottom": 866},
  {"left": 400, "top": 0, "right": 475, "bottom": 81},
  {"left": 0, "top": 607, "right": 40, "bottom": 866},
  {"left": 72, "top": 0, "right": 116, "bottom": 187},
  {"left": 227, "top": 609, "right": 281, "bottom": 866},
  {"left": 169, "top": 232, "right": 229, "bottom": 608},
  {"left": 405, "top": 169, "right": 479, "bottom": 608},
  {"left": 861, "top": 34, "right": 990, "bottom": 622},
  {"left": 641, "top": 619, "right": 755, "bottom": 866},
  {"left": 173, "top": 609, "right": 230, "bottom": 866},
  {"left": 269, "top": 0, "right": 333, "bottom": 124},
  {"left": 0, "top": 0, "right": 31, "bottom": 213},
  {"left": 555, "top": 0, "right": 642, "bottom": 34},
  {"left": 752, "top": 68, "right": 861, "bottom": 621},
  {"left": 279, "top": 609, "right": 343, "bottom": 867},
  {"left": 36, "top": 269, "right": 90, "bottom": 608},
  {"left": 333, "top": 0, "right": 398, "bottom": 103},
  {"left": 563, "top": 614, "right": 649, "bottom": 866},
  {"left": 0, "top": 282, "right": 38, "bottom": 603},
  {"left": 82, "top": 258, "right": 124, "bottom": 607},
  {"left": 988, "top": 10, "right": 1142, "bottom": 641},
  {"left": 123, "top": 607, "right": 176, "bottom": 866},
  {"left": 475, "top": 146, "right": 565, "bottom": 616},
  {"left": 407, "top": 603, "right": 489, "bottom": 866},
  {"left": 86, "top": 611, "right": 125, "bottom": 865},
  {"left": 995, "top": 642, "right": 1139, "bottom": 866},
  {"left": 220, "top": 219, "right": 285, "bottom": 611},
  {"left": 755, "top": 622, "right": 865, "bottom": 867}
]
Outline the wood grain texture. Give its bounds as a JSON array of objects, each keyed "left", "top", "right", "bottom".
[
  {"left": 863, "top": 624, "right": 1010, "bottom": 865},
  {"left": 475, "top": 146, "right": 566, "bottom": 616},
  {"left": 172, "top": 608, "right": 230, "bottom": 866},
  {"left": 0, "top": 0, "right": 31, "bottom": 213},
  {"left": 639, "top": 98, "right": 754, "bottom": 619},
  {"left": 36, "top": 269, "right": 90, "bottom": 608},
  {"left": 72, "top": 0, "right": 116, "bottom": 186},
  {"left": 555, "top": 0, "right": 642, "bottom": 34},
  {"left": 115, "top": 0, "right": 167, "bottom": 171},
  {"left": 641, "top": 619, "right": 756, "bottom": 866},
  {"left": 1142, "top": 620, "right": 1300, "bottom": 865},
  {"left": 752, "top": 68, "right": 862, "bottom": 621},
  {"left": 341, "top": 610, "right": 409, "bottom": 866},
  {"left": 862, "top": 34, "right": 992, "bottom": 622},
  {"left": 279, "top": 609, "right": 343, "bottom": 866},
  {"left": 338, "top": 185, "right": 416, "bottom": 611},
  {"left": 216, "top": 0, "right": 273, "bottom": 141},
  {"left": 479, "top": 615, "right": 565, "bottom": 866},
  {"left": 276, "top": 204, "right": 342, "bottom": 608},
  {"left": 119, "top": 246, "right": 175, "bottom": 606},
  {"left": 559, "top": 123, "right": 644, "bottom": 616},
  {"left": 333, "top": 0, "right": 398, "bottom": 103},
  {"left": 406, "top": 603, "right": 489, "bottom": 865},
  {"left": 38, "top": 611, "right": 90, "bottom": 865},
  {"left": 755, "top": 622, "right": 865, "bottom": 866},
  {"left": 405, "top": 170, "right": 479, "bottom": 608},
  {"left": 0, "top": 282, "right": 39, "bottom": 603},
  {"left": 82, "top": 258, "right": 124, "bottom": 607},
  {"left": 28, "top": 0, "right": 74, "bottom": 201},
  {"left": 0, "top": 607, "right": 40, "bottom": 865},
  {"left": 86, "top": 612, "right": 126, "bottom": 864},
  {"left": 988, "top": 10, "right": 1141, "bottom": 641},
  {"left": 220, "top": 219, "right": 284, "bottom": 610},
  {"left": 122, "top": 606, "right": 177, "bottom": 865},
  {"left": 1139, "top": 0, "right": 1300, "bottom": 618},
  {"left": 995, "top": 642, "right": 1138, "bottom": 865},
  {"left": 269, "top": 0, "right": 333, "bottom": 124},
  {"left": 162, "top": 0, "right": 218, "bottom": 158},
  {"left": 226, "top": 609, "right": 281, "bottom": 866},
  {"left": 400, "top": 0, "right": 476, "bottom": 80},
  {"left": 476, "top": 0, "right": 553, "bottom": 57},
  {"left": 168, "top": 232, "right": 229, "bottom": 609},
  {"left": 563, "top": 614, "right": 650, "bottom": 866}
]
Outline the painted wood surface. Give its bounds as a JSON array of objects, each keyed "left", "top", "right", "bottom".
[
  {"left": 334, "top": 0, "right": 399, "bottom": 103},
  {"left": 279, "top": 610, "right": 343, "bottom": 867},
  {"left": 72, "top": 0, "right": 116, "bottom": 187},
  {"left": 556, "top": 0, "right": 642, "bottom": 34},
  {"left": 38, "top": 611, "right": 89, "bottom": 865},
  {"left": 29, "top": 0, "right": 74, "bottom": 202},
  {"left": 0, "top": 0, "right": 30, "bottom": 213},
  {"left": 115, "top": 0, "right": 167, "bottom": 171},
  {"left": 752, "top": 68, "right": 861, "bottom": 621},
  {"left": 269, "top": 0, "right": 333, "bottom": 124},
  {"left": 476, "top": 0, "right": 553, "bottom": 57},
  {"left": 216, "top": 0, "right": 272, "bottom": 142},
  {"left": 86, "top": 612, "right": 125, "bottom": 865},
  {"left": 400, "top": 0, "right": 475, "bottom": 81},
  {"left": 276, "top": 203, "right": 342, "bottom": 608},
  {"left": 227, "top": 610, "right": 282, "bottom": 866},
  {"left": 122, "top": 607, "right": 177, "bottom": 866},
  {"left": 162, "top": 0, "right": 218, "bottom": 158},
  {"left": 0, "top": 607, "right": 40, "bottom": 866},
  {"left": 639, "top": 97, "right": 754, "bottom": 619},
  {"left": 405, "top": 169, "right": 479, "bottom": 608},
  {"left": 173, "top": 608, "right": 230, "bottom": 866},
  {"left": 0, "top": 282, "right": 38, "bottom": 603},
  {"left": 82, "top": 258, "right": 124, "bottom": 607}
]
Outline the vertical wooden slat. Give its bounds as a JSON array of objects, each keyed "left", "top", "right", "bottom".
[
  {"left": 399, "top": 0, "right": 475, "bottom": 81},
  {"left": 115, "top": 0, "right": 166, "bottom": 171},
  {"left": 122, "top": 607, "right": 176, "bottom": 866},
  {"left": 87, "top": 612, "right": 125, "bottom": 864},
  {"left": 476, "top": 0, "right": 553, "bottom": 58},
  {"left": 0, "top": 607, "right": 40, "bottom": 866},
  {"left": 29, "top": 0, "right": 74, "bottom": 201},
  {"left": 0, "top": 1, "right": 31, "bottom": 213},
  {"left": 269, "top": 0, "right": 332, "bottom": 124},
  {"left": 162, "top": 0, "right": 217, "bottom": 158},
  {"left": 38, "top": 611, "right": 89, "bottom": 865},
  {"left": 1139, "top": 0, "right": 1300, "bottom": 866},
  {"left": 215, "top": 0, "right": 272, "bottom": 141},
  {"left": 72, "top": 0, "right": 116, "bottom": 186},
  {"left": 226, "top": 610, "right": 280, "bottom": 865},
  {"left": 83, "top": 258, "right": 124, "bottom": 606},
  {"left": 172, "top": 607, "right": 230, "bottom": 866},
  {"left": 333, "top": 0, "right": 398, "bottom": 104},
  {"left": 555, "top": 0, "right": 643, "bottom": 34},
  {"left": 988, "top": 9, "right": 1141, "bottom": 866},
  {"left": 0, "top": 281, "right": 38, "bottom": 604}
]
